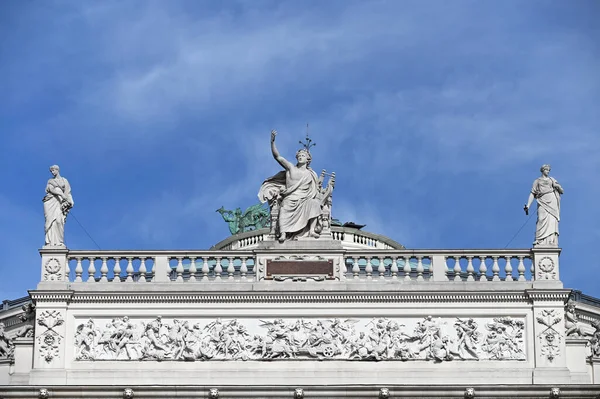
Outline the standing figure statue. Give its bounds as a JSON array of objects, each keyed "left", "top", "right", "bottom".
[
  {"left": 258, "top": 130, "right": 333, "bottom": 242},
  {"left": 524, "top": 164, "right": 563, "bottom": 247},
  {"left": 43, "top": 165, "right": 74, "bottom": 248}
]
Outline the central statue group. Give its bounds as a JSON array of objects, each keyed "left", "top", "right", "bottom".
[{"left": 258, "top": 130, "right": 335, "bottom": 243}]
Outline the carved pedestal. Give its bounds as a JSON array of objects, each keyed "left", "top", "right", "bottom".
[{"left": 0, "top": 359, "right": 11, "bottom": 385}]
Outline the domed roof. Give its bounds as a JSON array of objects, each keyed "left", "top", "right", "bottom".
[{"left": 211, "top": 226, "right": 404, "bottom": 251}]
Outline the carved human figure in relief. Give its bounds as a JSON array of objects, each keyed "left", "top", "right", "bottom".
[
  {"left": 258, "top": 130, "right": 334, "bottom": 242},
  {"left": 524, "top": 164, "right": 563, "bottom": 247},
  {"left": 43, "top": 165, "right": 74, "bottom": 247},
  {"left": 0, "top": 322, "right": 14, "bottom": 360}
]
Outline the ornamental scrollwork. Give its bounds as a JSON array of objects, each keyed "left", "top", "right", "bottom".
[
  {"left": 37, "top": 310, "right": 64, "bottom": 363},
  {"left": 536, "top": 309, "right": 562, "bottom": 362},
  {"left": 74, "top": 316, "right": 527, "bottom": 362}
]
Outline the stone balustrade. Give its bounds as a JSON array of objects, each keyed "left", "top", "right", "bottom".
[
  {"left": 64, "top": 251, "right": 256, "bottom": 283},
  {"left": 343, "top": 249, "right": 534, "bottom": 282},
  {"left": 51, "top": 249, "right": 541, "bottom": 284}
]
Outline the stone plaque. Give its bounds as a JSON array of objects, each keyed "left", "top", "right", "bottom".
[{"left": 266, "top": 260, "right": 334, "bottom": 279}]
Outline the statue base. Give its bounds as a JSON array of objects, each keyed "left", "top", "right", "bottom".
[{"left": 258, "top": 235, "right": 342, "bottom": 250}]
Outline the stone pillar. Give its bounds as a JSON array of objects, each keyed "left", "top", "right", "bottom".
[
  {"left": 532, "top": 247, "right": 562, "bottom": 289},
  {"left": 565, "top": 337, "right": 591, "bottom": 383},
  {"left": 527, "top": 289, "right": 571, "bottom": 384},
  {"left": 10, "top": 337, "right": 34, "bottom": 385},
  {"left": 431, "top": 255, "right": 448, "bottom": 282},
  {"left": 29, "top": 297, "right": 70, "bottom": 385},
  {"left": 39, "top": 248, "right": 69, "bottom": 283}
]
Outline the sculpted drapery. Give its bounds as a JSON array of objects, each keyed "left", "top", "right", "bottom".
[
  {"left": 525, "top": 164, "right": 563, "bottom": 247},
  {"left": 258, "top": 130, "right": 329, "bottom": 242},
  {"left": 43, "top": 165, "right": 74, "bottom": 247},
  {"left": 258, "top": 169, "right": 322, "bottom": 238}
]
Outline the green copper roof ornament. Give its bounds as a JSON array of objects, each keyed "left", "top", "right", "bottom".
[{"left": 216, "top": 203, "right": 270, "bottom": 235}]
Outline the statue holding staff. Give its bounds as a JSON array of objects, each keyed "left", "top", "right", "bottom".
[
  {"left": 43, "top": 165, "right": 74, "bottom": 248},
  {"left": 524, "top": 164, "right": 563, "bottom": 247}
]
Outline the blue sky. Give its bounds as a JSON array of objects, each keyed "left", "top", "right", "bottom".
[{"left": 1, "top": 0, "right": 599, "bottom": 300}]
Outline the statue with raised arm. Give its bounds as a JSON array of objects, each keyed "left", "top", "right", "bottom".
[
  {"left": 216, "top": 207, "right": 244, "bottom": 235},
  {"left": 258, "top": 130, "right": 334, "bottom": 242},
  {"left": 43, "top": 165, "right": 74, "bottom": 248},
  {"left": 524, "top": 164, "right": 563, "bottom": 247}
]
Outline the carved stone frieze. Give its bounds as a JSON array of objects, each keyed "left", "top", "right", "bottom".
[
  {"left": 37, "top": 310, "right": 64, "bottom": 363},
  {"left": 74, "top": 316, "right": 527, "bottom": 362},
  {"left": 536, "top": 309, "right": 562, "bottom": 362}
]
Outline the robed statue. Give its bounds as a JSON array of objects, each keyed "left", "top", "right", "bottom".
[
  {"left": 524, "top": 164, "right": 563, "bottom": 247},
  {"left": 43, "top": 165, "right": 74, "bottom": 248},
  {"left": 258, "top": 130, "right": 335, "bottom": 242}
]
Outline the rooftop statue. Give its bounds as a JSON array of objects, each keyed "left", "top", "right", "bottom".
[
  {"left": 258, "top": 130, "right": 335, "bottom": 243},
  {"left": 216, "top": 204, "right": 270, "bottom": 235},
  {"left": 524, "top": 164, "right": 563, "bottom": 247},
  {"left": 43, "top": 165, "right": 74, "bottom": 248}
]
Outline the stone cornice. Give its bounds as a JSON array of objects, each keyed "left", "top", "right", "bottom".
[
  {"left": 1, "top": 384, "right": 599, "bottom": 398},
  {"left": 29, "top": 290, "right": 74, "bottom": 303},
  {"left": 59, "top": 291, "right": 532, "bottom": 304},
  {"left": 525, "top": 289, "right": 571, "bottom": 302}
]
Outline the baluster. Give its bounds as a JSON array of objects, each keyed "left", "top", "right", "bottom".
[
  {"left": 390, "top": 256, "right": 399, "bottom": 279},
  {"left": 87, "top": 257, "right": 96, "bottom": 282},
  {"left": 466, "top": 256, "right": 475, "bottom": 282},
  {"left": 176, "top": 257, "right": 184, "bottom": 282},
  {"left": 112, "top": 257, "right": 122, "bottom": 283},
  {"left": 65, "top": 260, "right": 70, "bottom": 281},
  {"left": 530, "top": 258, "right": 535, "bottom": 280},
  {"left": 517, "top": 256, "right": 526, "bottom": 281},
  {"left": 189, "top": 257, "right": 197, "bottom": 282},
  {"left": 453, "top": 256, "right": 462, "bottom": 282},
  {"left": 139, "top": 258, "right": 147, "bottom": 283},
  {"left": 491, "top": 256, "right": 500, "bottom": 281},
  {"left": 365, "top": 257, "right": 373, "bottom": 280},
  {"left": 228, "top": 257, "right": 235, "bottom": 280},
  {"left": 479, "top": 257, "right": 488, "bottom": 282},
  {"left": 416, "top": 256, "right": 424, "bottom": 281},
  {"left": 214, "top": 257, "right": 223, "bottom": 281},
  {"left": 352, "top": 257, "right": 360, "bottom": 279},
  {"left": 504, "top": 256, "right": 513, "bottom": 282},
  {"left": 100, "top": 257, "right": 109, "bottom": 283},
  {"left": 74, "top": 257, "right": 83, "bottom": 282},
  {"left": 378, "top": 257, "right": 386, "bottom": 280},
  {"left": 240, "top": 257, "right": 248, "bottom": 280},
  {"left": 403, "top": 256, "right": 412, "bottom": 281},
  {"left": 151, "top": 258, "right": 156, "bottom": 282},
  {"left": 202, "top": 257, "right": 210, "bottom": 281},
  {"left": 124, "top": 257, "right": 134, "bottom": 282}
]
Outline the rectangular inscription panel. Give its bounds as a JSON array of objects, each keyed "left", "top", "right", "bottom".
[{"left": 266, "top": 260, "right": 333, "bottom": 279}]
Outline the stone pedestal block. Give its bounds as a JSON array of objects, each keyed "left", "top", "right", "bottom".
[
  {"left": 565, "top": 337, "right": 590, "bottom": 383},
  {"left": 12, "top": 337, "right": 34, "bottom": 375},
  {"left": 0, "top": 359, "right": 11, "bottom": 385},
  {"left": 590, "top": 357, "right": 600, "bottom": 384}
]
